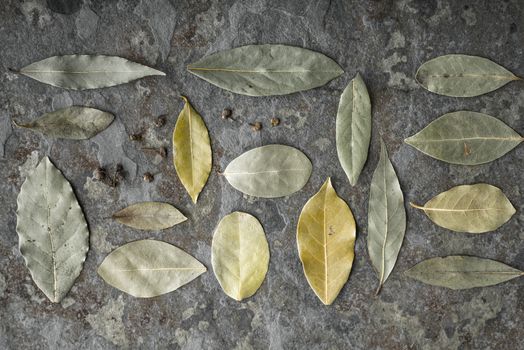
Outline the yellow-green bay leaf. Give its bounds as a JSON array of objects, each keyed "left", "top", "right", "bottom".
[
  {"left": 405, "top": 256, "right": 523, "bottom": 290},
  {"left": 415, "top": 54, "right": 520, "bottom": 97},
  {"left": 112, "top": 202, "right": 187, "bottom": 230},
  {"left": 173, "top": 96, "right": 212, "bottom": 203},
  {"left": 336, "top": 73, "right": 371, "bottom": 186},
  {"left": 223, "top": 144, "right": 312, "bottom": 198},
  {"left": 14, "top": 106, "right": 114, "bottom": 140},
  {"left": 98, "top": 240, "right": 206, "bottom": 298},
  {"left": 188, "top": 44, "right": 343, "bottom": 96},
  {"left": 411, "top": 184, "right": 515, "bottom": 233},
  {"left": 19, "top": 55, "right": 165, "bottom": 90},
  {"left": 16, "top": 157, "right": 89, "bottom": 303},
  {"left": 297, "top": 178, "right": 356, "bottom": 305},
  {"left": 405, "top": 111, "right": 523, "bottom": 165},
  {"left": 367, "top": 139, "right": 406, "bottom": 294},
  {"left": 212, "top": 212, "right": 269, "bottom": 301}
]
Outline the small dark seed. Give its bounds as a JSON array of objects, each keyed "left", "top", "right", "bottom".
[
  {"left": 250, "top": 122, "right": 262, "bottom": 131},
  {"left": 154, "top": 115, "right": 166, "bottom": 127},
  {"left": 129, "top": 133, "right": 143, "bottom": 141},
  {"left": 143, "top": 172, "right": 154, "bottom": 182},
  {"left": 221, "top": 108, "right": 232, "bottom": 119},
  {"left": 270, "top": 117, "right": 280, "bottom": 127}
]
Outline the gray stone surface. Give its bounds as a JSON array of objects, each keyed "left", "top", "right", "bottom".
[{"left": 0, "top": 0, "right": 523, "bottom": 349}]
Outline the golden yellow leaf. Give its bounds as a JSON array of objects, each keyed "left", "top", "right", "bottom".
[
  {"left": 297, "top": 178, "right": 356, "bottom": 305},
  {"left": 173, "top": 96, "right": 212, "bottom": 203}
]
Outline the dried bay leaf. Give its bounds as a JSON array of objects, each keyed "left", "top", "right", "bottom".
[
  {"left": 336, "top": 73, "right": 371, "bottom": 185},
  {"left": 98, "top": 240, "right": 206, "bottom": 298},
  {"left": 212, "top": 212, "right": 269, "bottom": 301},
  {"left": 405, "top": 111, "right": 523, "bottom": 165},
  {"left": 13, "top": 106, "right": 114, "bottom": 140},
  {"left": 297, "top": 178, "right": 356, "bottom": 305},
  {"left": 16, "top": 157, "right": 89, "bottom": 303},
  {"left": 405, "top": 256, "right": 523, "bottom": 290},
  {"left": 411, "top": 184, "right": 515, "bottom": 233},
  {"left": 223, "top": 144, "right": 312, "bottom": 198},
  {"left": 188, "top": 44, "right": 343, "bottom": 96},
  {"left": 367, "top": 140, "right": 406, "bottom": 294},
  {"left": 173, "top": 96, "right": 212, "bottom": 203},
  {"left": 19, "top": 55, "right": 165, "bottom": 90},
  {"left": 112, "top": 202, "right": 187, "bottom": 230},
  {"left": 416, "top": 54, "right": 520, "bottom": 97}
]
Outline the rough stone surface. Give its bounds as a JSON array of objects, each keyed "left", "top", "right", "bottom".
[{"left": 1, "top": 0, "right": 523, "bottom": 349}]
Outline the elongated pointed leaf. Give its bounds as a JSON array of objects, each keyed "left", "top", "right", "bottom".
[
  {"left": 13, "top": 106, "right": 114, "bottom": 140},
  {"left": 415, "top": 54, "right": 520, "bottom": 97},
  {"left": 188, "top": 44, "right": 343, "bottom": 96},
  {"left": 16, "top": 157, "right": 89, "bottom": 303},
  {"left": 336, "top": 73, "right": 371, "bottom": 185},
  {"left": 411, "top": 184, "right": 515, "bottom": 233},
  {"left": 297, "top": 178, "right": 356, "bottom": 305},
  {"left": 212, "top": 212, "right": 269, "bottom": 301},
  {"left": 98, "top": 240, "right": 206, "bottom": 298},
  {"left": 112, "top": 202, "right": 187, "bottom": 231},
  {"left": 19, "top": 55, "right": 165, "bottom": 90},
  {"left": 405, "top": 256, "right": 523, "bottom": 290},
  {"left": 223, "top": 144, "right": 312, "bottom": 198},
  {"left": 173, "top": 96, "right": 212, "bottom": 203},
  {"left": 367, "top": 140, "right": 406, "bottom": 294},
  {"left": 405, "top": 111, "right": 522, "bottom": 165}
]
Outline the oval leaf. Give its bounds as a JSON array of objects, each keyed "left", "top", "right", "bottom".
[
  {"left": 297, "top": 178, "right": 356, "bottom": 305},
  {"left": 188, "top": 44, "right": 343, "bottom": 96},
  {"left": 173, "top": 96, "right": 212, "bottom": 203},
  {"left": 212, "top": 212, "right": 269, "bottom": 301},
  {"left": 223, "top": 144, "right": 312, "bottom": 198},
  {"left": 19, "top": 55, "right": 165, "bottom": 90},
  {"left": 411, "top": 184, "right": 515, "bottom": 233},
  {"left": 98, "top": 240, "right": 206, "bottom": 298},
  {"left": 415, "top": 54, "right": 520, "bottom": 97},
  {"left": 16, "top": 157, "right": 89, "bottom": 303},
  {"left": 336, "top": 73, "right": 371, "bottom": 185},
  {"left": 405, "top": 111, "right": 523, "bottom": 165},
  {"left": 112, "top": 202, "right": 187, "bottom": 231},
  {"left": 14, "top": 106, "right": 114, "bottom": 140},
  {"left": 367, "top": 140, "right": 406, "bottom": 294},
  {"left": 405, "top": 256, "right": 523, "bottom": 290}
]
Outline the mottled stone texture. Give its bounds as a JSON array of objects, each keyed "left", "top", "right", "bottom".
[{"left": 0, "top": 0, "right": 523, "bottom": 349}]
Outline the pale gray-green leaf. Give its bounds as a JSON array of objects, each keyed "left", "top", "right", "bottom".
[
  {"left": 16, "top": 157, "right": 89, "bottom": 303},
  {"left": 405, "top": 111, "right": 522, "bottom": 165},
  {"left": 223, "top": 144, "right": 312, "bottom": 198},
  {"left": 416, "top": 54, "right": 520, "bottom": 97},
  {"left": 336, "top": 73, "right": 371, "bottom": 185},
  {"left": 405, "top": 256, "right": 523, "bottom": 290},
  {"left": 14, "top": 106, "right": 114, "bottom": 140},
  {"left": 112, "top": 202, "right": 187, "bottom": 231},
  {"left": 411, "top": 184, "right": 515, "bottom": 233},
  {"left": 212, "top": 212, "right": 269, "bottom": 301},
  {"left": 367, "top": 139, "right": 406, "bottom": 294},
  {"left": 98, "top": 240, "right": 206, "bottom": 298},
  {"left": 188, "top": 44, "right": 343, "bottom": 96},
  {"left": 20, "top": 55, "right": 165, "bottom": 90}
]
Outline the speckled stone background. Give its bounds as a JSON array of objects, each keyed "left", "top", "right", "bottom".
[{"left": 0, "top": 0, "right": 523, "bottom": 349}]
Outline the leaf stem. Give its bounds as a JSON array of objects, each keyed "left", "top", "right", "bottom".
[
  {"left": 409, "top": 202, "right": 425, "bottom": 210},
  {"left": 375, "top": 283, "right": 383, "bottom": 296},
  {"left": 8, "top": 67, "right": 20, "bottom": 74}
]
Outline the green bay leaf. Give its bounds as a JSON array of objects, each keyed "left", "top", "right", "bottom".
[
  {"left": 98, "top": 240, "right": 206, "bottom": 298},
  {"left": 405, "top": 111, "right": 522, "bottom": 165},
  {"left": 112, "top": 202, "right": 187, "bottom": 231},
  {"left": 336, "top": 73, "right": 371, "bottom": 185},
  {"left": 212, "top": 212, "right": 269, "bottom": 301},
  {"left": 223, "top": 144, "right": 312, "bottom": 198},
  {"left": 14, "top": 106, "right": 114, "bottom": 140},
  {"left": 411, "top": 183, "right": 515, "bottom": 233},
  {"left": 188, "top": 44, "right": 343, "bottom": 96},
  {"left": 19, "top": 55, "right": 165, "bottom": 90},
  {"left": 16, "top": 157, "right": 89, "bottom": 303},
  {"left": 405, "top": 256, "right": 523, "bottom": 290},
  {"left": 367, "top": 139, "right": 406, "bottom": 294},
  {"left": 416, "top": 54, "right": 520, "bottom": 97}
]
